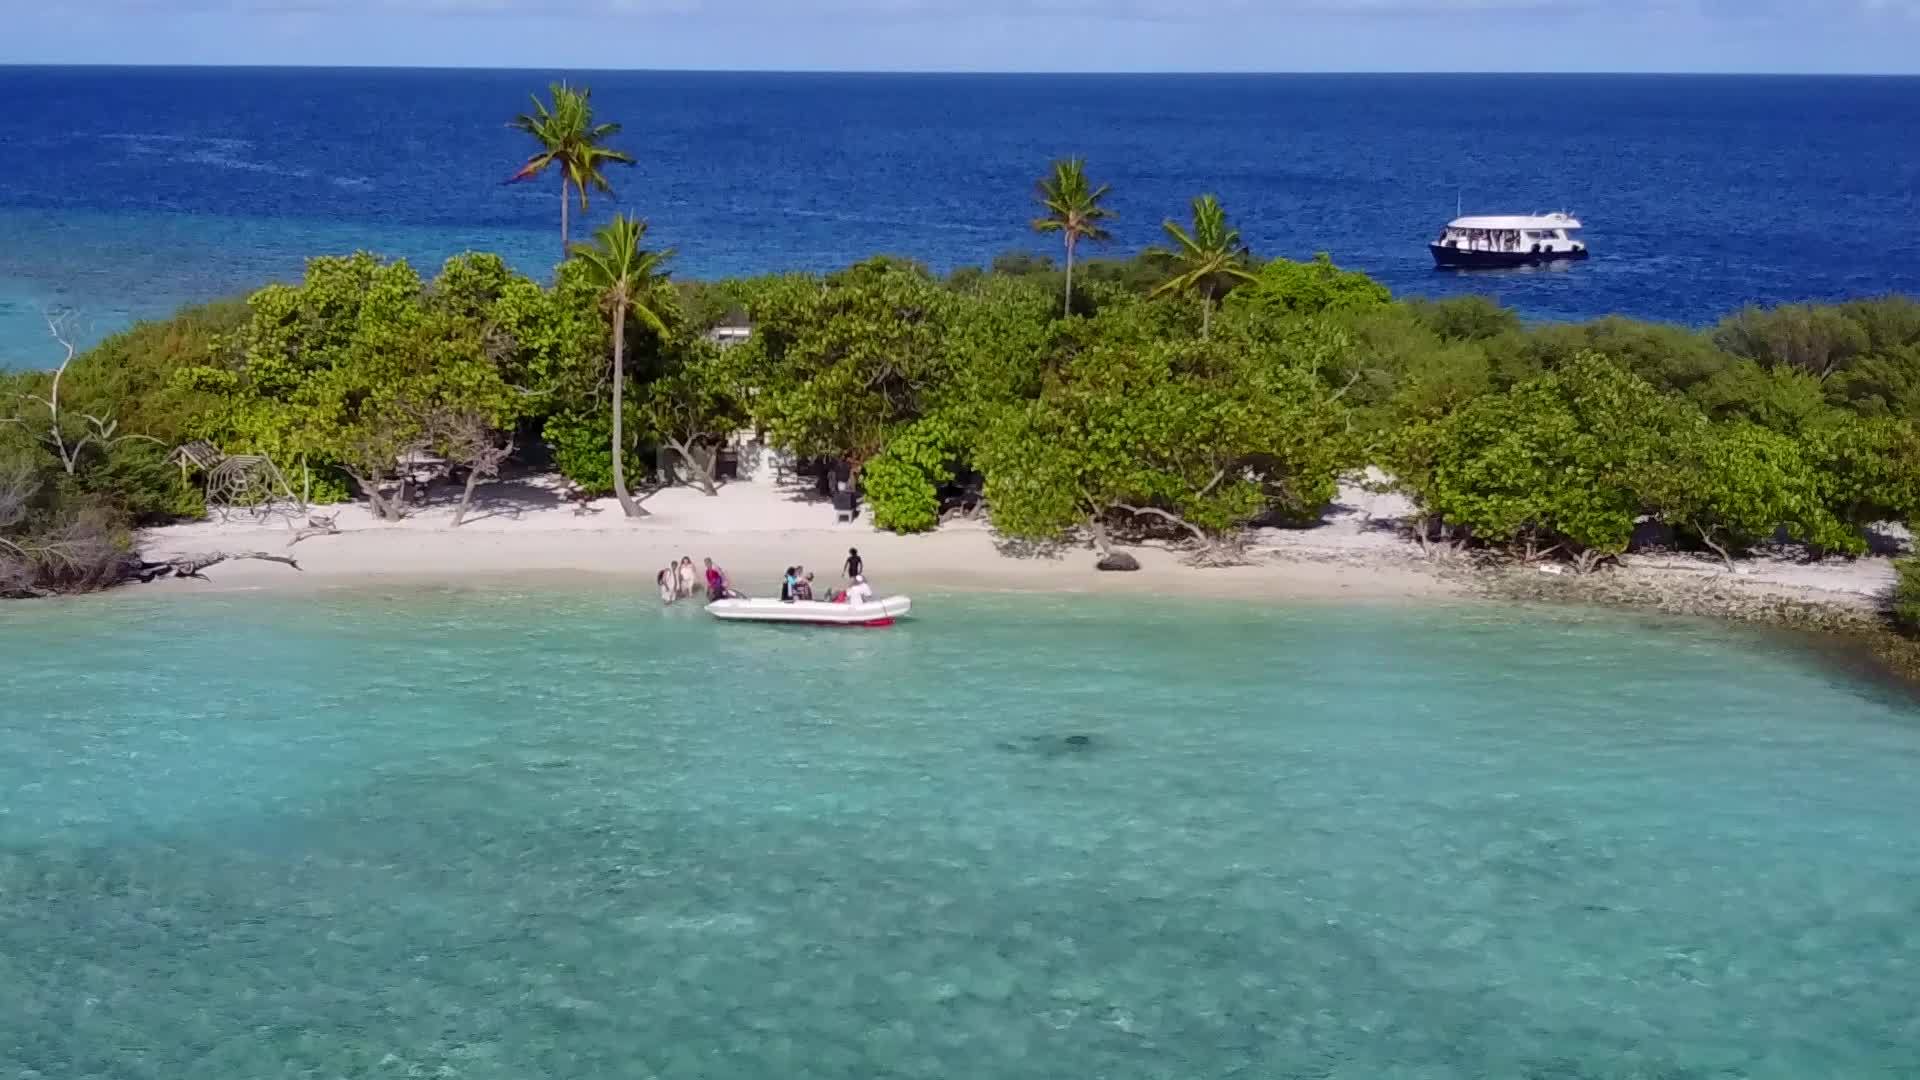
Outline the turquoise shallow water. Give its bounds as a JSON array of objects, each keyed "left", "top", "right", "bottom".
[{"left": 3, "top": 588, "right": 1918, "bottom": 1078}]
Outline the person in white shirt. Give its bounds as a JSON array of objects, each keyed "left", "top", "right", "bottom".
[{"left": 845, "top": 574, "right": 875, "bottom": 605}]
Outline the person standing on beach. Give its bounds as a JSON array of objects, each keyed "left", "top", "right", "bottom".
[
  {"left": 676, "top": 556, "right": 699, "bottom": 599},
  {"left": 843, "top": 547, "right": 863, "bottom": 582}
]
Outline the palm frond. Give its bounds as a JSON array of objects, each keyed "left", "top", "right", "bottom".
[
  {"left": 569, "top": 215, "right": 674, "bottom": 337},
  {"left": 568, "top": 245, "right": 618, "bottom": 285},
  {"left": 1151, "top": 195, "right": 1256, "bottom": 304},
  {"left": 508, "top": 81, "right": 635, "bottom": 197},
  {"left": 1031, "top": 156, "right": 1115, "bottom": 244},
  {"left": 506, "top": 150, "right": 557, "bottom": 184},
  {"left": 1160, "top": 218, "right": 1203, "bottom": 257}
]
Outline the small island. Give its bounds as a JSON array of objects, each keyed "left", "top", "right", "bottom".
[{"left": 3, "top": 86, "right": 1916, "bottom": 677}]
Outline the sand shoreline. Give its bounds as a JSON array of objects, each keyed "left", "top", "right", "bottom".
[
  {"left": 133, "top": 518, "right": 1462, "bottom": 603},
  {"left": 131, "top": 474, "right": 1903, "bottom": 614}
]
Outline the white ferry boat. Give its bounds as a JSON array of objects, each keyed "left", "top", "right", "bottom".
[{"left": 1431, "top": 213, "right": 1588, "bottom": 269}]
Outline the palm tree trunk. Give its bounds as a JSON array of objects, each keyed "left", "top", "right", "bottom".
[
  {"left": 610, "top": 297, "right": 643, "bottom": 518},
  {"left": 1063, "top": 234, "right": 1076, "bottom": 317},
  {"left": 560, "top": 178, "right": 570, "bottom": 257}
]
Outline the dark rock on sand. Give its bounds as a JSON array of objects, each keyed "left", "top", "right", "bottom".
[{"left": 1096, "top": 552, "right": 1140, "bottom": 572}]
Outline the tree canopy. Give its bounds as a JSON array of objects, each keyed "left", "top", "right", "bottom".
[
  {"left": 1151, "top": 195, "right": 1257, "bottom": 338},
  {"left": 9, "top": 141, "right": 1919, "bottom": 600},
  {"left": 509, "top": 82, "right": 635, "bottom": 256},
  {"left": 1031, "top": 158, "right": 1115, "bottom": 317}
]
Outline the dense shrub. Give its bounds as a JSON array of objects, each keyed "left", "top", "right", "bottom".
[
  {"left": 78, "top": 441, "right": 206, "bottom": 524},
  {"left": 62, "top": 297, "right": 249, "bottom": 445},
  {"left": 1388, "top": 354, "right": 1672, "bottom": 565},
  {"left": 863, "top": 420, "right": 960, "bottom": 534},
  {"left": 543, "top": 408, "right": 651, "bottom": 497},
  {"left": 1408, "top": 295, "right": 1521, "bottom": 343},
  {"left": 1225, "top": 253, "right": 1391, "bottom": 320},
  {"left": 0, "top": 453, "right": 135, "bottom": 599},
  {"left": 8, "top": 224, "right": 1919, "bottom": 593},
  {"left": 1896, "top": 557, "right": 1920, "bottom": 635}
]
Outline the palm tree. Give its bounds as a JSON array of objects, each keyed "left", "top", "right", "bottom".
[
  {"left": 510, "top": 83, "right": 635, "bottom": 258},
  {"left": 570, "top": 215, "right": 672, "bottom": 519},
  {"left": 1151, "top": 194, "right": 1257, "bottom": 339},
  {"left": 1030, "top": 158, "right": 1114, "bottom": 317}
]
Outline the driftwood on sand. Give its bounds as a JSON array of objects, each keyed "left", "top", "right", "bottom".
[
  {"left": 127, "top": 551, "right": 302, "bottom": 584},
  {"left": 286, "top": 513, "right": 340, "bottom": 548}
]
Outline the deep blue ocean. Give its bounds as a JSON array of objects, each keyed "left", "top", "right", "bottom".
[{"left": 3, "top": 67, "right": 1919, "bottom": 367}]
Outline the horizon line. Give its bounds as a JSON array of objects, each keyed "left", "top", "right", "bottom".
[{"left": 3, "top": 62, "right": 1916, "bottom": 79}]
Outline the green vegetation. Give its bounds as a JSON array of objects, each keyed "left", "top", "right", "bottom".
[
  {"left": 203, "top": 253, "right": 525, "bottom": 521},
  {"left": 1030, "top": 158, "right": 1114, "bottom": 317},
  {"left": 1150, "top": 194, "right": 1256, "bottom": 339},
  {"left": 1, "top": 308, "right": 231, "bottom": 596},
  {"left": 1897, "top": 558, "right": 1920, "bottom": 635},
  {"left": 13, "top": 241, "right": 1920, "bottom": 598},
  {"left": 4, "top": 86, "right": 1916, "bottom": 611},
  {"left": 570, "top": 215, "right": 674, "bottom": 517},
  {"left": 978, "top": 323, "right": 1346, "bottom": 557}
]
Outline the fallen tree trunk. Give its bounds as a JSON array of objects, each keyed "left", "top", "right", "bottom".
[
  {"left": 140, "top": 551, "right": 302, "bottom": 581},
  {"left": 3, "top": 546, "right": 303, "bottom": 599}
]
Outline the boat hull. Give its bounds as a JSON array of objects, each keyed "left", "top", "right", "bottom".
[
  {"left": 1431, "top": 244, "right": 1590, "bottom": 269},
  {"left": 705, "top": 596, "right": 912, "bottom": 627}
]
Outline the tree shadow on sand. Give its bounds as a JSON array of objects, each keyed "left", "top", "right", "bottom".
[
  {"left": 993, "top": 535, "right": 1071, "bottom": 561},
  {"left": 430, "top": 474, "right": 572, "bottom": 525}
]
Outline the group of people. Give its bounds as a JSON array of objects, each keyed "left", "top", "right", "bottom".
[
  {"left": 656, "top": 548, "right": 872, "bottom": 606},
  {"left": 778, "top": 548, "right": 871, "bottom": 603},
  {"left": 657, "top": 556, "right": 741, "bottom": 605}
]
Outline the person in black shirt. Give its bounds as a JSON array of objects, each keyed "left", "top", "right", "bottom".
[{"left": 843, "top": 547, "right": 863, "bottom": 581}]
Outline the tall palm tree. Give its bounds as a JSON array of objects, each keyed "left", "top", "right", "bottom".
[
  {"left": 1151, "top": 194, "right": 1257, "bottom": 339},
  {"left": 1030, "top": 158, "right": 1114, "bottom": 317},
  {"left": 570, "top": 215, "right": 672, "bottom": 519},
  {"left": 510, "top": 83, "right": 635, "bottom": 258}
]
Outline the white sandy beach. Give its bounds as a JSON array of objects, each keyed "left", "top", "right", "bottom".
[{"left": 134, "top": 472, "right": 1905, "bottom": 609}]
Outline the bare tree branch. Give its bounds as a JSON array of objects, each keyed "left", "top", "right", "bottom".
[
  {"left": 38, "top": 310, "right": 79, "bottom": 474},
  {"left": 6, "top": 310, "right": 161, "bottom": 476},
  {"left": 160, "top": 551, "right": 302, "bottom": 580},
  {"left": 1325, "top": 370, "right": 1364, "bottom": 403},
  {"left": 0, "top": 461, "right": 38, "bottom": 532},
  {"left": 430, "top": 410, "right": 515, "bottom": 527},
  {"left": 1112, "top": 502, "right": 1211, "bottom": 547},
  {"left": 286, "top": 513, "right": 340, "bottom": 548}
]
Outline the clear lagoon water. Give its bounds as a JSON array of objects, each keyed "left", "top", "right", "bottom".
[
  {"left": 4, "top": 69, "right": 1920, "bottom": 366},
  {"left": 3, "top": 587, "right": 1918, "bottom": 1077}
]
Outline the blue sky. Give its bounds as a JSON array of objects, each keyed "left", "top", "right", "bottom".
[{"left": 8, "top": 1, "right": 1919, "bottom": 73}]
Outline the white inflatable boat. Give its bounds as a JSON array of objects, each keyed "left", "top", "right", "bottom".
[{"left": 705, "top": 596, "right": 912, "bottom": 627}]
